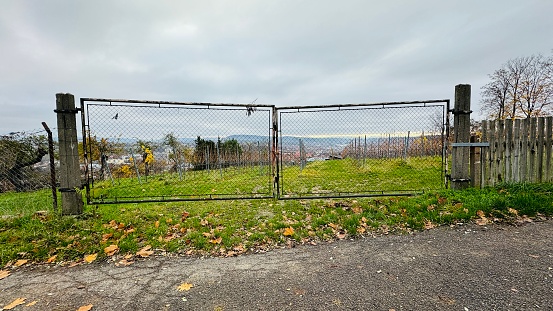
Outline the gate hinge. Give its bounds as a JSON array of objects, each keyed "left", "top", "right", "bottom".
[
  {"left": 54, "top": 107, "right": 82, "bottom": 114},
  {"left": 448, "top": 109, "right": 472, "bottom": 115}
]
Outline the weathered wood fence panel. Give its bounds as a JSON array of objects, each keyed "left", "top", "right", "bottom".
[{"left": 481, "top": 116, "right": 553, "bottom": 187}]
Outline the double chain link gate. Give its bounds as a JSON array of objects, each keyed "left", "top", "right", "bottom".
[{"left": 81, "top": 98, "right": 449, "bottom": 204}]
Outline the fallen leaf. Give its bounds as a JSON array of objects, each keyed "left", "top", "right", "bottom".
[
  {"left": 3, "top": 298, "right": 26, "bottom": 310},
  {"left": 283, "top": 227, "right": 295, "bottom": 236},
  {"left": 424, "top": 221, "right": 436, "bottom": 230},
  {"left": 117, "top": 223, "right": 125, "bottom": 230},
  {"left": 47, "top": 255, "right": 57, "bottom": 263},
  {"left": 104, "top": 244, "right": 119, "bottom": 256},
  {"left": 357, "top": 227, "right": 366, "bottom": 234},
  {"left": 136, "top": 245, "right": 154, "bottom": 258},
  {"left": 200, "top": 219, "right": 209, "bottom": 226},
  {"left": 84, "top": 253, "right": 98, "bottom": 263},
  {"left": 476, "top": 210, "right": 486, "bottom": 218},
  {"left": 202, "top": 232, "right": 212, "bottom": 238},
  {"left": 26, "top": 300, "right": 38, "bottom": 306},
  {"left": 508, "top": 208, "right": 518, "bottom": 215},
  {"left": 155, "top": 220, "right": 160, "bottom": 228},
  {"left": 124, "top": 228, "right": 135, "bottom": 234},
  {"left": 0, "top": 270, "right": 10, "bottom": 280},
  {"left": 181, "top": 211, "right": 190, "bottom": 221},
  {"left": 76, "top": 304, "right": 93, "bottom": 311},
  {"left": 352, "top": 206, "right": 363, "bottom": 214},
  {"left": 177, "top": 282, "right": 194, "bottom": 291},
  {"left": 475, "top": 218, "right": 489, "bottom": 226},
  {"left": 166, "top": 218, "right": 173, "bottom": 224},
  {"left": 14, "top": 259, "right": 28, "bottom": 267},
  {"left": 336, "top": 232, "right": 347, "bottom": 239},
  {"left": 116, "top": 259, "right": 134, "bottom": 266},
  {"left": 528, "top": 254, "right": 540, "bottom": 259},
  {"left": 209, "top": 237, "right": 222, "bottom": 244}
]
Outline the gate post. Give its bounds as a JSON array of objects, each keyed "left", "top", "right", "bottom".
[
  {"left": 56, "top": 93, "right": 84, "bottom": 215},
  {"left": 451, "top": 84, "right": 472, "bottom": 190}
]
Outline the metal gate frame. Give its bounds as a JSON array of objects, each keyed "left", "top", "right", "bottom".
[
  {"left": 274, "top": 100, "right": 451, "bottom": 199},
  {"left": 80, "top": 98, "right": 450, "bottom": 204},
  {"left": 80, "top": 98, "right": 278, "bottom": 204}
]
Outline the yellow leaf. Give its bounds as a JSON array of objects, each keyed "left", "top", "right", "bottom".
[
  {"left": 101, "top": 233, "right": 113, "bottom": 242},
  {"left": 136, "top": 245, "right": 154, "bottom": 258},
  {"left": 508, "top": 208, "right": 518, "bottom": 215},
  {"left": 3, "top": 298, "right": 26, "bottom": 310},
  {"left": 104, "top": 244, "right": 119, "bottom": 256},
  {"left": 76, "top": 304, "right": 93, "bottom": 311},
  {"left": 476, "top": 210, "right": 486, "bottom": 218},
  {"left": 0, "top": 269, "right": 10, "bottom": 280},
  {"left": 166, "top": 218, "right": 173, "bottom": 224},
  {"left": 47, "top": 255, "right": 57, "bottom": 263},
  {"left": 177, "top": 282, "right": 194, "bottom": 291},
  {"left": 14, "top": 259, "right": 28, "bottom": 267},
  {"left": 209, "top": 237, "right": 222, "bottom": 244},
  {"left": 26, "top": 300, "right": 38, "bottom": 306},
  {"left": 84, "top": 253, "right": 98, "bottom": 263},
  {"left": 283, "top": 227, "right": 295, "bottom": 236},
  {"left": 155, "top": 220, "right": 160, "bottom": 228}
]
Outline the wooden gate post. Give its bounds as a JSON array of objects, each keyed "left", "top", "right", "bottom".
[
  {"left": 56, "top": 93, "right": 83, "bottom": 215},
  {"left": 451, "top": 84, "right": 472, "bottom": 190}
]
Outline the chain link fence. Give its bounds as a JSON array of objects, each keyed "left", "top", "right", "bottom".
[
  {"left": 82, "top": 99, "right": 275, "bottom": 203},
  {"left": 277, "top": 101, "right": 448, "bottom": 198},
  {"left": 0, "top": 128, "right": 57, "bottom": 215}
]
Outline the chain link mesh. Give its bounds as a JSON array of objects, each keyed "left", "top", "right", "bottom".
[
  {"left": 278, "top": 103, "right": 447, "bottom": 197},
  {"left": 0, "top": 129, "right": 55, "bottom": 214},
  {"left": 84, "top": 101, "right": 274, "bottom": 202}
]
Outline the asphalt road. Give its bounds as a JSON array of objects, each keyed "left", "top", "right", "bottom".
[{"left": 1, "top": 221, "right": 552, "bottom": 311}]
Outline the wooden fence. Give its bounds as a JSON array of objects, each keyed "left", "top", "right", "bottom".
[{"left": 479, "top": 117, "right": 553, "bottom": 187}]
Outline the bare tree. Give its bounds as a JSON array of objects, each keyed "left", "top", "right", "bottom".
[
  {"left": 481, "top": 68, "right": 510, "bottom": 119},
  {"left": 481, "top": 53, "right": 553, "bottom": 119},
  {"left": 518, "top": 54, "right": 553, "bottom": 117}
]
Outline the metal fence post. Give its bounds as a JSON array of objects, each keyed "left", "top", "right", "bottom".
[
  {"left": 451, "top": 84, "right": 472, "bottom": 190},
  {"left": 55, "top": 93, "right": 83, "bottom": 215}
]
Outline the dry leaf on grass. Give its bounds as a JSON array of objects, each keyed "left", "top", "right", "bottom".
[
  {"left": 209, "top": 237, "right": 222, "bottom": 244},
  {"left": 177, "top": 282, "right": 194, "bottom": 291},
  {"left": 136, "top": 245, "right": 154, "bottom": 258},
  {"left": 104, "top": 244, "right": 119, "bottom": 256},
  {"left": 76, "top": 304, "right": 93, "bottom": 311},
  {"left": 283, "top": 227, "right": 295, "bottom": 236},
  {"left": 424, "top": 221, "right": 436, "bottom": 230},
  {"left": 84, "top": 253, "right": 98, "bottom": 263},
  {"left": 14, "top": 259, "right": 28, "bottom": 267},
  {"left": 47, "top": 255, "right": 57, "bottom": 263},
  {"left": 0, "top": 269, "right": 10, "bottom": 280},
  {"left": 3, "top": 297, "right": 26, "bottom": 310}
]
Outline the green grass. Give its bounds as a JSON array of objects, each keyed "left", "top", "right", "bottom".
[
  {"left": 90, "top": 156, "right": 443, "bottom": 202},
  {"left": 1, "top": 182, "right": 552, "bottom": 268},
  {"left": 1, "top": 157, "right": 552, "bottom": 268}
]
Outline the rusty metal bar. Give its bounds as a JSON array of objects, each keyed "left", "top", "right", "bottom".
[
  {"left": 41, "top": 122, "right": 58, "bottom": 212},
  {"left": 277, "top": 99, "right": 449, "bottom": 111}
]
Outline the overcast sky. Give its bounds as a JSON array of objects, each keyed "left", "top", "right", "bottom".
[{"left": 1, "top": 0, "right": 552, "bottom": 135}]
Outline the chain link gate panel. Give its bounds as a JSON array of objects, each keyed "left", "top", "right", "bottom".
[
  {"left": 81, "top": 99, "right": 276, "bottom": 203},
  {"left": 276, "top": 100, "right": 449, "bottom": 198}
]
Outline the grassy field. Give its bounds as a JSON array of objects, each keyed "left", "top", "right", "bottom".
[
  {"left": 1, "top": 157, "right": 552, "bottom": 268},
  {"left": 89, "top": 156, "right": 443, "bottom": 202}
]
